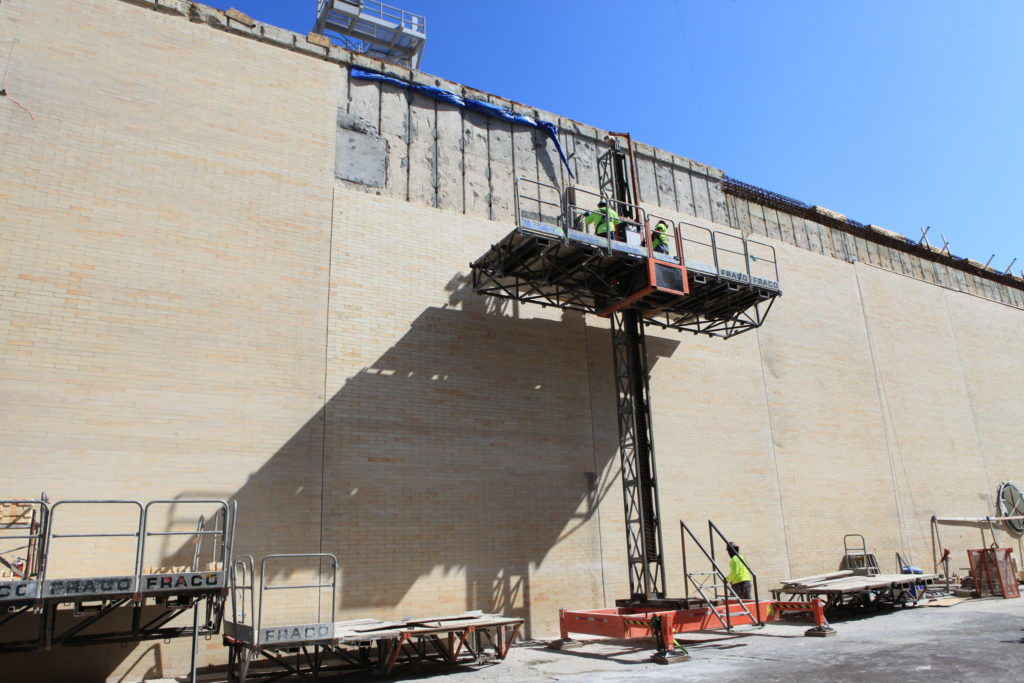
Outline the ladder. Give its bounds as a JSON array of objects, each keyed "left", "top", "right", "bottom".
[{"left": 841, "top": 534, "right": 880, "bottom": 576}]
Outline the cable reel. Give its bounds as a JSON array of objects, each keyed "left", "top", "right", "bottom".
[{"left": 996, "top": 481, "right": 1024, "bottom": 535}]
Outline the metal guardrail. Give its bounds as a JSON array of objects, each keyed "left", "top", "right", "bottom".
[
  {"left": 256, "top": 553, "right": 339, "bottom": 647},
  {"left": 0, "top": 499, "right": 48, "bottom": 582},
  {"left": 514, "top": 177, "right": 563, "bottom": 233},
  {"left": 229, "top": 554, "right": 256, "bottom": 633},
  {"left": 317, "top": 0, "right": 426, "bottom": 33},
  {"left": 745, "top": 238, "right": 780, "bottom": 288},
  {"left": 2, "top": 498, "right": 234, "bottom": 601},
  {"left": 42, "top": 500, "right": 145, "bottom": 585},
  {"left": 513, "top": 178, "right": 781, "bottom": 292},
  {"left": 141, "top": 499, "right": 232, "bottom": 574},
  {"left": 566, "top": 186, "right": 647, "bottom": 251}
]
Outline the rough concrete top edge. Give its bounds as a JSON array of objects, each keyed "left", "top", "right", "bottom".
[
  {"left": 865, "top": 224, "right": 904, "bottom": 240},
  {"left": 811, "top": 205, "right": 848, "bottom": 222},
  {"left": 115, "top": 0, "right": 719, "bottom": 176}
]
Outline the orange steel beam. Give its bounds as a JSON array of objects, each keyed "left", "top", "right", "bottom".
[
  {"left": 559, "top": 602, "right": 772, "bottom": 641},
  {"left": 766, "top": 599, "right": 828, "bottom": 628}
]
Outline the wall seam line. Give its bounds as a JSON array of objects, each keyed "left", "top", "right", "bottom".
[
  {"left": 318, "top": 182, "right": 336, "bottom": 621},
  {"left": 942, "top": 290, "right": 995, "bottom": 510},
  {"left": 582, "top": 320, "right": 609, "bottom": 607},
  {"left": 460, "top": 107, "right": 467, "bottom": 215},
  {"left": 404, "top": 91, "right": 412, "bottom": 203},
  {"left": 753, "top": 326, "right": 794, "bottom": 579},
  {"left": 853, "top": 265, "right": 916, "bottom": 558}
]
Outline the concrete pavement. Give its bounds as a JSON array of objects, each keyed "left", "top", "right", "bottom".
[{"left": 401, "top": 596, "right": 1024, "bottom": 682}]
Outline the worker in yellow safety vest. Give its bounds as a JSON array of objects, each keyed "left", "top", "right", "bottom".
[
  {"left": 726, "top": 542, "right": 753, "bottom": 600},
  {"left": 651, "top": 220, "right": 670, "bottom": 254},
  {"left": 585, "top": 198, "right": 620, "bottom": 240}
]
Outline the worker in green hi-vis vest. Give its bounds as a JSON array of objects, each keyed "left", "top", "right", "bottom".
[
  {"left": 726, "top": 542, "right": 753, "bottom": 600},
  {"left": 651, "top": 220, "right": 670, "bottom": 255},
  {"left": 585, "top": 198, "right": 620, "bottom": 240}
]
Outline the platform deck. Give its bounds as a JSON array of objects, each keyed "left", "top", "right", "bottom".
[
  {"left": 223, "top": 611, "right": 523, "bottom": 680},
  {"left": 471, "top": 225, "right": 780, "bottom": 338},
  {"left": 772, "top": 572, "right": 938, "bottom": 610}
]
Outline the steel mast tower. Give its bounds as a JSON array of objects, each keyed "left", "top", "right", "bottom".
[{"left": 470, "top": 136, "right": 781, "bottom": 604}]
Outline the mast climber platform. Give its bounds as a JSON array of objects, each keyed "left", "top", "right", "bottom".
[
  {"left": 469, "top": 139, "right": 790, "bottom": 656},
  {"left": 314, "top": 1, "right": 426, "bottom": 69},
  {"left": 472, "top": 179, "right": 780, "bottom": 339}
]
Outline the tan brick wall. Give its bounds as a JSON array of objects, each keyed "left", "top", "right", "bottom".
[
  {"left": 854, "top": 266, "right": 991, "bottom": 555},
  {"left": 3, "top": 1, "right": 1024, "bottom": 680},
  {"left": 1, "top": 0, "right": 336, "bottom": 678},
  {"left": 321, "top": 190, "right": 607, "bottom": 630},
  {"left": 752, "top": 246, "right": 902, "bottom": 576}
]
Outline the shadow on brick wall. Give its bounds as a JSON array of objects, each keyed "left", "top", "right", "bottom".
[
  {"left": 5, "top": 277, "right": 680, "bottom": 679},
  {"left": 220, "top": 276, "right": 680, "bottom": 639}
]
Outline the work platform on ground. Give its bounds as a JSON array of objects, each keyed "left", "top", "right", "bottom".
[
  {"left": 0, "top": 501, "right": 524, "bottom": 682},
  {"left": 223, "top": 554, "right": 521, "bottom": 681},
  {"left": 0, "top": 498, "right": 232, "bottom": 682}
]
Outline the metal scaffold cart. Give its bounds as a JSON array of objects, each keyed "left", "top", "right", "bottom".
[
  {"left": 223, "top": 553, "right": 522, "bottom": 681},
  {"left": 0, "top": 498, "right": 235, "bottom": 681}
]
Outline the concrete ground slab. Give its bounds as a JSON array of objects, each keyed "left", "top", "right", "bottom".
[{"left": 332, "top": 596, "right": 1024, "bottom": 682}]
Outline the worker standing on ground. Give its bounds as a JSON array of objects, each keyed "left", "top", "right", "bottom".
[
  {"left": 651, "top": 220, "right": 670, "bottom": 255},
  {"left": 726, "top": 542, "right": 753, "bottom": 600},
  {"left": 585, "top": 198, "right": 620, "bottom": 241}
]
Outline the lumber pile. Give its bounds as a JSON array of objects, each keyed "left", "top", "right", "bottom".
[
  {"left": 143, "top": 562, "right": 220, "bottom": 574},
  {"left": 778, "top": 570, "right": 938, "bottom": 594},
  {"left": 781, "top": 570, "right": 853, "bottom": 586}
]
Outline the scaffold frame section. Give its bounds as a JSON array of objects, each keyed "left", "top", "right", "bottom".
[
  {"left": 224, "top": 553, "right": 522, "bottom": 680},
  {"left": 0, "top": 498, "right": 235, "bottom": 653},
  {"left": 471, "top": 227, "right": 778, "bottom": 338}
]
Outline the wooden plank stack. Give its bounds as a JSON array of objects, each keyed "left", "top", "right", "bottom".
[
  {"left": 776, "top": 570, "right": 939, "bottom": 596},
  {"left": 143, "top": 562, "right": 221, "bottom": 574}
]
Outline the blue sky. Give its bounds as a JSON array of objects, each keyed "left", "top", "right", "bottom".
[{"left": 228, "top": 1, "right": 1024, "bottom": 275}]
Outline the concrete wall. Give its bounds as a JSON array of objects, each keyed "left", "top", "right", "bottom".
[
  {"left": 335, "top": 56, "right": 731, "bottom": 228},
  {"left": 725, "top": 194, "right": 1024, "bottom": 309},
  {"left": 333, "top": 32, "right": 1023, "bottom": 311},
  {"left": 2, "top": 1, "right": 1023, "bottom": 680}
]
